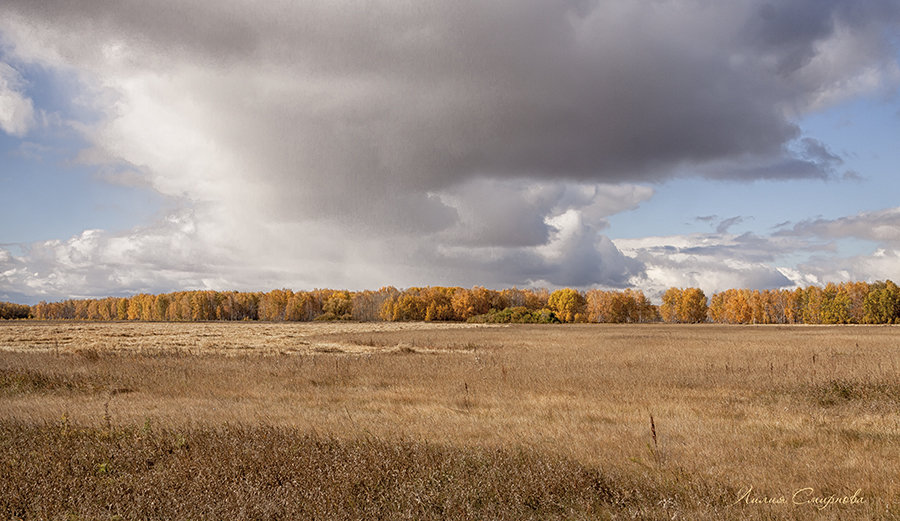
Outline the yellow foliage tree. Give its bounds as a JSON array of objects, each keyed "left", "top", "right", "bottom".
[{"left": 548, "top": 288, "right": 587, "bottom": 323}]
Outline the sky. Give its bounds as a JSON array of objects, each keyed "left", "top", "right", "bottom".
[{"left": 1, "top": 0, "right": 899, "bottom": 304}]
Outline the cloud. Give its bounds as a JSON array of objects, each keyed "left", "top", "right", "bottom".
[
  {"left": 535, "top": 210, "right": 642, "bottom": 287},
  {"left": 698, "top": 138, "right": 850, "bottom": 181},
  {"left": 0, "top": 62, "right": 35, "bottom": 136},
  {"left": 777, "top": 207, "right": 900, "bottom": 244},
  {"left": 695, "top": 215, "right": 746, "bottom": 233},
  {"left": 427, "top": 207, "right": 644, "bottom": 290},
  {"left": 436, "top": 179, "right": 653, "bottom": 247},
  {"left": 841, "top": 170, "right": 865, "bottom": 182},
  {"left": 616, "top": 206, "right": 900, "bottom": 298},
  {"left": 797, "top": 248, "right": 900, "bottom": 284},
  {"left": 614, "top": 231, "right": 828, "bottom": 297},
  {"left": 0, "top": 182, "right": 651, "bottom": 302},
  {"left": 0, "top": 1, "right": 898, "bottom": 299},
  {"left": 0, "top": 212, "right": 223, "bottom": 300},
  {"left": 3, "top": 1, "right": 898, "bottom": 192},
  {"left": 716, "top": 216, "right": 745, "bottom": 234}
]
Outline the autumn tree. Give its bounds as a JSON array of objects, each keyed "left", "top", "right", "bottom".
[
  {"left": 585, "top": 289, "right": 656, "bottom": 323},
  {"left": 633, "top": 290, "right": 660, "bottom": 322},
  {"left": 659, "top": 288, "right": 682, "bottom": 323},
  {"left": 350, "top": 290, "right": 384, "bottom": 321},
  {"left": 321, "top": 291, "right": 353, "bottom": 320},
  {"left": 679, "top": 288, "right": 708, "bottom": 323},
  {"left": 421, "top": 288, "right": 454, "bottom": 321},
  {"left": 126, "top": 294, "right": 152, "bottom": 321},
  {"left": 819, "top": 283, "right": 851, "bottom": 324},
  {"left": 842, "top": 281, "right": 870, "bottom": 323},
  {"left": 548, "top": 288, "right": 587, "bottom": 323},
  {"left": 661, "top": 287, "right": 707, "bottom": 323},
  {"left": 394, "top": 293, "right": 427, "bottom": 321},
  {"left": 863, "top": 280, "right": 900, "bottom": 324},
  {"left": 153, "top": 294, "right": 170, "bottom": 321},
  {"left": 585, "top": 290, "right": 623, "bottom": 323},
  {"left": 708, "top": 292, "right": 726, "bottom": 323},
  {"left": 451, "top": 288, "right": 483, "bottom": 321},
  {"left": 725, "top": 289, "right": 751, "bottom": 324},
  {"left": 464, "top": 287, "right": 497, "bottom": 319},
  {"left": 258, "top": 289, "right": 290, "bottom": 321},
  {"left": 767, "top": 290, "right": 790, "bottom": 324},
  {"left": 97, "top": 298, "right": 116, "bottom": 321},
  {"left": 0, "top": 302, "right": 30, "bottom": 319},
  {"left": 784, "top": 288, "right": 804, "bottom": 324},
  {"left": 283, "top": 292, "right": 316, "bottom": 321},
  {"left": 500, "top": 287, "right": 547, "bottom": 309}
]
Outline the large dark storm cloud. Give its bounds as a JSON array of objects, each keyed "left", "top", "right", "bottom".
[
  {"left": 1, "top": 0, "right": 898, "bottom": 297},
  {"left": 5, "top": 1, "right": 898, "bottom": 190}
]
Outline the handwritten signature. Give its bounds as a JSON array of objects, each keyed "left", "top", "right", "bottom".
[{"left": 731, "top": 486, "right": 866, "bottom": 510}]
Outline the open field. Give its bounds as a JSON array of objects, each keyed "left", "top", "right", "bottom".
[{"left": 1, "top": 321, "right": 898, "bottom": 519}]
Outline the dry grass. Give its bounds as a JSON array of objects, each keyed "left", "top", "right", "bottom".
[
  {"left": 1, "top": 421, "right": 625, "bottom": 520},
  {"left": 0, "top": 320, "right": 495, "bottom": 356},
  {"left": 0, "top": 321, "right": 898, "bottom": 519}
]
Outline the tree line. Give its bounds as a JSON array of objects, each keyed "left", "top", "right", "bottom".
[
  {"left": 3, "top": 280, "right": 898, "bottom": 324},
  {"left": 0, "top": 301, "right": 30, "bottom": 320}
]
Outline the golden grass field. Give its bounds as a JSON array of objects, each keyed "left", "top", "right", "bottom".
[{"left": 1, "top": 321, "right": 898, "bottom": 520}]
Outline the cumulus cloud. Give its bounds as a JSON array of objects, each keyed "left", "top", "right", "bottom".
[
  {"left": 0, "top": 62, "right": 34, "bottom": 136},
  {"left": 0, "top": 212, "right": 222, "bottom": 300},
  {"left": 797, "top": 248, "right": 900, "bottom": 284},
  {"left": 615, "top": 233, "right": 802, "bottom": 297},
  {"left": 436, "top": 179, "right": 653, "bottom": 247},
  {"left": 0, "top": 1, "right": 898, "bottom": 299},
  {"left": 616, "top": 206, "right": 900, "bottom": 298}
]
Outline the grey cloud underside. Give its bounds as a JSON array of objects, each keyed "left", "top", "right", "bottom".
[
  {"left": 425, "top": 234, "right": 642, "bottom": 289},
  {"left": 5, "top": 0, "right": 899, "bottom": 195},
  {"left": 631, "top": 231, "right": 830, "bottom": 265},
  {"left": 743, "top": 1, "right": 895, "bottom": 76},
  {"left": 776, "top": 207, "right": 900, "bottom": 244}
]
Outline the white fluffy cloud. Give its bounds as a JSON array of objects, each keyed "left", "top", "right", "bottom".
[
  {"left": 616, "top": 208, "right": 900, "bottom": 298},
  {"left": 615, "top": 233, "right": 798, "bottom": 297},
  {"left": 799, "top": 248, "right": 900, "bottom": 284}
]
